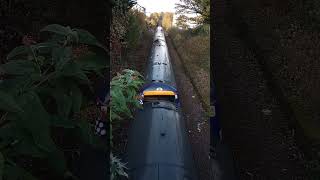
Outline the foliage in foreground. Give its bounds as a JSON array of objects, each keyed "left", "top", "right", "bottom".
[
  {"left": 110, "top": 69, "right": 144, "bottom": 126},
  {"left": 0, "top": 24, "right": 107, "bottom": 179},
  {"left": 109, "top": 69, "right": 144, "bottom": 180},
  {"left": 110, "top": 153, "right": 128, "bottom": 180}
]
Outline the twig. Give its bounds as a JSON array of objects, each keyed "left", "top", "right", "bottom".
[{"left": 0, "top": 112, "right": 8, "bottom": 127}]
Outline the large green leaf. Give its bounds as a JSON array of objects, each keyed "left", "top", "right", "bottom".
[
  {"left": 50, "top": 115, "right": 75, "bottom": 128},
  {"left": 0, "top": 75, "right": 40, "bottom": 95},
  {"left": 16, "top": 91, "right": 56, "bottom": 152},
  {"left": 6, "top": 46, "right": 31, "bottom": 60},
  {"left": 0, "top": 121, "right": 18, "bottom": 149},
  {"left": 111, "top": 87, "right": 132, "bottom": 118},
  {"left": 3, "top": 163, "right": 38, "bottom": 180},
  {"left": 69, "top": 84, "right": 82, "bottom": 113},
  {"left": 32, "top": 42, "right": 59, "bottom": 54},
  {"left": 40, "top": 24, "right": 73, "bottom": 36},
  {"left": 76, "top": 51, "right": 107, "bottom": 71},
  {"left": 74, "top": 28, "right": 104, "bottom": 49},
  {"left": 52, "top": 89, "right": 72, "bottom": 118},
  {"left": 47, "top": 149, "right": 67, "bottom": 176},
  {"left": 15, "top": 133, "right": 47, "bottom": 158},
  {"left": 76, "top": 119, "right": 93, "bottom": 145},
  {"left": 0, "top": 60, "right": 39, "bottom": 75},
  {"left": 0, "top": 90, "right": 23, "bottom": 113},
  {"left": 52, "top": 46, "right": 72, "bottom": 70},
  {"left": 58, "top": 61, "right": 90, "bottom": 84},
  {"left": 0, "top": 120, "right": 46, "bottom": 158}
]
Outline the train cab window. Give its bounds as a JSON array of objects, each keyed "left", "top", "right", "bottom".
[
  {"left": 151, "top": 80, "right": 163, "bottom": 83},
  {"left": 143, "top": 90, "right": 177, "bottom": 103},
  {"left": 144, "top": 95, "right": 176, "bottom": 103}
]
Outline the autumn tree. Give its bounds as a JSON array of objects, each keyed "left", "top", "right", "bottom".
[
  {"left": 175, "top": 0, "right": 210, "bottom": 24},
  {"left": 176, "top": 15, "right": 190, "bottom": 29},
  {"left": 162, "top": 12, "right": 174, "bottom": 30},
  {"left": 147, "top": 12, "right": 161, "bottom": 28}
]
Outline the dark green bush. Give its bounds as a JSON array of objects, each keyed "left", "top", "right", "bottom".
[{"left": 0, "top": 24, "right": 107, "bottom": 180}]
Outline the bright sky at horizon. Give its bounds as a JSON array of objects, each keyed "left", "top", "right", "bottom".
[
  {"left": 136, "top": 0, "right": 180, "bottom": 15},
  {"left": 136, "top": 0, "right": 198, "bottom": 27}
]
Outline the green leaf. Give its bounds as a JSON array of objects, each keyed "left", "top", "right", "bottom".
[
  {"left": 47, "top": 149, "right": 68, "bottom": 176},
  {"left": 50, "top": 115, "right": 75, "bottom": 128},
  {"left": 41, "top": 24, "right": 72, "bottom": 36},
  {"left": 70, "top": 85, "right": 82, "bottom": 113},
  {"left": 32, "top": 42, "right": 59, "bottom": 54},
  {"left": 0, "top": 60, "right": 39, "bottom": 75},
  {"left": 0, "top": 76, "right": 39, "bottom": 95},
  {"left": 4, "top": 163, "right": 38, "bottom": 180},
  {"left": 16, "top": 91, "right": 56, "bottom": 152},
  {"left": 59, "top": 61, "right": 90, "bottom": 84},
  {"left": 52, "top": 46, "right": 72, "bottom": 70},
  {"left": 74, "top": 28, "right": 104, "bottom": 48},
  {"left": 76, "top": 51, "right": 107, "bottom": 71},
  {"left": 77, "top": 119, "right": 93, "bottom": 145},
  {"left": 0, "top": 152, "right": 4, "bottom": 180},
  {"left": 0, "top": 90, "right": 23, "bottom": 113},
  {"left": 52, "top": 89, "right": 72, "bottom": 118},
  {"left": 14, "top": 131, "right": 47, "bottom": 158},
  {"left": 111, "top": 88, "right": 132, "bottom": 118},
  {"left": 6, "top": 46, "right": 31, "bottom": 60},
  {"left": 110, "top": 111, "right": 122, "bottom": 121},
  {"left": 0, "top": 120, "right": 47, "bottom": 158},
  {"left": 0, "top": 120, "right": 18, "bottom": 148}
]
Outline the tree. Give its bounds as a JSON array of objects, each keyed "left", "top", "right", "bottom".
[
  {"left": 176, "top": 15, "right": 190, "bottom": 29},
  {"left": 147, "top": 12, "right": 161, "bottom": 28},
  {"left": 175, "top": 0, "right": 210, "bottom": 24},
  {"left": 162, "top": 12, "right": 174, "bottom": 30}
]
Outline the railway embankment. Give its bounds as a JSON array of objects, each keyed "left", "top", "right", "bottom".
[
  {"left": 168, "top": 27, "right": 210, "bottom": 113},
  {"left": 167, "top": 34, "right": 213, "bottom": 180}
]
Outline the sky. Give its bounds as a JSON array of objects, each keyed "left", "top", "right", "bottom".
[
  {"left": 136, "top": 0, "right": 180, "bottom": 15},
  {"left": 136, "top": 0, "right": 197, "bottom": 27}
]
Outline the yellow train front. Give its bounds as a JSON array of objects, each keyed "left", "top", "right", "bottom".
[{"left": 127, "top": 26, "right": 198, "bottom": 180}]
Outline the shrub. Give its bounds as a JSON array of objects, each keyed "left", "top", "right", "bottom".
[
  {"left": 110, "top": 69, "right": 144, "bottom": 127},
  {"left": 109, "top": 69, "right": 144, "bottom": 180},
  {"left": 0, "top": 24, "right": 107, "bottom": 179}
]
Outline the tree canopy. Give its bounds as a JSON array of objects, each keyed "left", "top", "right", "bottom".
[
  {"left": 147, "top": 12, "right": 161, "bottom": 28},
  {"left": 176, "top": 15, "right": 190, "bottom": 29},
  {"left": 162, "top": 12, "right": 174, "bottom": 30},
  {"left": 147, "top": 12, "right": 173, "bottom": 30},
  {"left": 175, "top": 0, "right": 210, "bottom": 24}
]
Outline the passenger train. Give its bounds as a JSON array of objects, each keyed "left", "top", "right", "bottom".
[{"left": 127, "top": 25, "right": 198, "bottom": 180}]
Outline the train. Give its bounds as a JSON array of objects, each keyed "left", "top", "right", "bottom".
[{"left": 127, "top": 25, "right": 198, "bottom": 180}]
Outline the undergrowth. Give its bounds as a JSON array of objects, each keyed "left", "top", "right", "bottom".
[
  {"left": 0, "top": 24, "right": 107, "bottom": 179},
  {"left": 169, "top": 25, "right": 210, "bottom": 109},
  {"left": 110, "top": 69, "right": 144, "bottom": 180}
]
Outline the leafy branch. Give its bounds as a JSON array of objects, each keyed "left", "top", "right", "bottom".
[
  {"left": 109, "top": 69, "right": 144, "bottom": 180},
  {"left": 0, "top": 24, "right": 107, "bottom": 180}
]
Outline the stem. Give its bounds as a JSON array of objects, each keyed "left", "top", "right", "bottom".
[
  {"left": 0, "top": 112, "right": 8, "bottom": 127},
  {"left": 32, "top": 71, "right": 57, "bottom": 88},
  {"left": 30, "top": 46, "right": 42, "bottom": 74}
]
